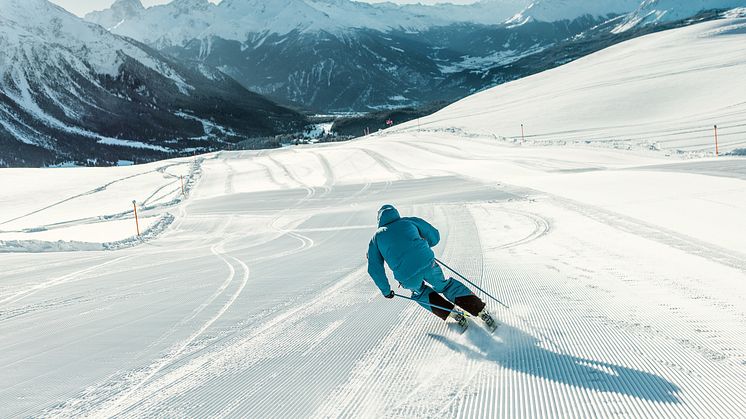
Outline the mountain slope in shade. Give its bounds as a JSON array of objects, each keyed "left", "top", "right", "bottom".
[
  {"left": 87, "top": 0, "right": 619, "bottom": 111},
  {"left": 0, "top": 0, "right": 306, "bottom": 167},
  {"left": 84, "top": 0, "right": 746, "bottom": 113}
]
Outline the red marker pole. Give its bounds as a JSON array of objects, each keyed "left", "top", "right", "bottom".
[
  {"left": 132, "top": 200, "right": 140, "bottom": 237},
  {"left": 714, "top": 125, "right": 719, "bottom": 156}
]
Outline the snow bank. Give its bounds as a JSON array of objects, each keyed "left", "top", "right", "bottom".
[
  {"left": 0, "top": 213, "right": 173, "bottom": 253},
  {"left": 0, "top": 156, "right": 202, "bottom": 252}
]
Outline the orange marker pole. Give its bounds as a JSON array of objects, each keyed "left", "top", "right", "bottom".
[
  {"left": 132, "top": 200, "right": 140, "bottom": 237},
  {"left": 714, "top": 125, "right": 719, "bottom": 156}
]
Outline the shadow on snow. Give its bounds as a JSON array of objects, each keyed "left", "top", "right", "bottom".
[{"left": 428, "top": 323, "right": 680, "bottom": 404}]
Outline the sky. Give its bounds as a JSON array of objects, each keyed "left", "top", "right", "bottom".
[{"left": 49, "top": 0, "right": 479, "bottom": 17}]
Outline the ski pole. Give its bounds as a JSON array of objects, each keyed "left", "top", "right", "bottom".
[
  {"left": 434, "top": 257, "right": 510, "bottom": 309},
  {"left": 393, "top": 293, "right": 463, "bottom": 315}
]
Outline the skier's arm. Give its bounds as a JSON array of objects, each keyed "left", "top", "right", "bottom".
[
  {"left": 410, "top": 217, "right": 440, "bottom": 247},
  {"left": 367, "top": 238, "right": 392, "bottom": 296}
]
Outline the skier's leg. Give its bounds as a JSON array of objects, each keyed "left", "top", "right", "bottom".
[
  {"left": 425, "top": 263, "right": 486, "bottom": 316},
  {"left": 410, "top": 283, "right": 456, "bottom": 321}
]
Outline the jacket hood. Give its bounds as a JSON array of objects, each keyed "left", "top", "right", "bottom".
[{"left": 377, "top": 204, "right": 400, "bottom": 227}]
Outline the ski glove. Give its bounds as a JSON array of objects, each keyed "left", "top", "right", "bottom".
[{"left": 385, "top": 291, "right": 395, "bottom": 299}]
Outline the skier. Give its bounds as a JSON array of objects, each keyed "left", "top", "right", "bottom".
[{"left": 367, "top": 204, "right": 497, "bottom": 331}]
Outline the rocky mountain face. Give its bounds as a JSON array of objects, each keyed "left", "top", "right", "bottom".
[{"left": 0, "top": 0, "right": 307, "bottom": 167}]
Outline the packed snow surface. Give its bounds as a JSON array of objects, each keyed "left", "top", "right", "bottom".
[{"left": 1, "top": 16, "right": 745, "bottom": 419}]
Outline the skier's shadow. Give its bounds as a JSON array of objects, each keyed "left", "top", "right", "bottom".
[{"left": 428, "top": 323, "right": 680, "bottom": 403}]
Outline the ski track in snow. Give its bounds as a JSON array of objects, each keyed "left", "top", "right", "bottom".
[
  {"left": 1, "top": 146, "right": 745, "bottom": 418},
  {"left": 353, "top": 147, "right": 416, "bottom": 181},
  {"left": 311, "top": 151, "right": 335, "bottom": 196},
  {"left": 546, "top": 194, "right": 746, "bottom": 274},
  {"left": 0, "top": 254, "right": 135, "bottom": 306},
  {"left": 0, "top": 161, "right": 189, "bottom": 227},
  {"left": 91, "top": 241, "right": 251, "bottom": 418}
]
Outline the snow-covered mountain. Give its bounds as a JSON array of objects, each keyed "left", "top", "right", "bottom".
[
  {"left": 87, "top": 0, "right": 533, "bottom": 46},
  {"left": 613, "top": 0, "right": 746, "bottom": 32},
  {"left": 86, "top": 0, "right": 218, "bottom": 48},
  {"left": 85, "top": 0, "right": 745, "bottom": 112},
  {"left": 83, "top": 0, "right": 146, "bottom": 31},
  {"left": 86, "top": 0, "right": 623, "bottom": 111},
  {"left": 0, "top": 0, "right": 306, "bottom": 167},
  {"left": 506, "top": 0, "right": 640, "bottom": 25}
]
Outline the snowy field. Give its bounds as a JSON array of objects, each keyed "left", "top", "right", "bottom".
[
  {"left": 0, "top": 158, "right": 198, "bottom": 250},
  {"left": 2, "top": 17, "right": 746, "bottom": 419}
]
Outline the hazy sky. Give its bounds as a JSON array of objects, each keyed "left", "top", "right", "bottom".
[{"left": 50, "top": 0, "right": 480, "bottom": 17}]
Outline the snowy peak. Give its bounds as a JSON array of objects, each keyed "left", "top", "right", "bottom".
[
  {"left": 85, "top": 0, "right": 145, "bottom": 30},
  {"left": 86, "top": 0, "right": 531, "bottom": 44},
  {"left": 169, "top": 0, "right": 212, "bottom": 11},
  {"left": 111, "top": 0, "right": 145, "bottom": 13},
  {"left": 214, "top": 0, "right": 336, "bottom": 35},
  {"left": 0, "top": 0, "right": 178, "bottom": 77},
  {"left": 507, "top": 0, "right": 640, "bottom": 25},
  {"left": 613, "top": 0, "right": 746, "bottom": 32},
  {"left": 87, "top": 0, "right": 218, "bottom": 47}
]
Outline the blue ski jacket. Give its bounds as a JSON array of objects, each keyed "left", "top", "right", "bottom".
[{"left": 367, "top": 205, "right": 440, "bottom": 296}]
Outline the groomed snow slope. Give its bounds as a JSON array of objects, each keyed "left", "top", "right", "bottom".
[{"left": 1, "top": 16, "right": 746, "bottom": 419}]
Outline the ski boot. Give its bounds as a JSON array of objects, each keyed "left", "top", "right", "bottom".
[
  {"left": 478, "top": 309, "right": 499, "bottom": 333},
  {"left": 448, "top": 311, "right": 469, "bottom": 333}
]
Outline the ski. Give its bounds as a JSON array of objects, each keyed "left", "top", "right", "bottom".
[{"left": 478, "top": 309, "right": 499, "bottom": 333}]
